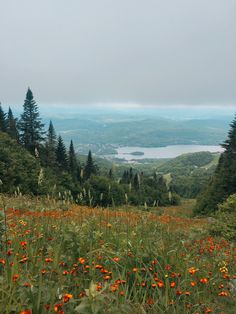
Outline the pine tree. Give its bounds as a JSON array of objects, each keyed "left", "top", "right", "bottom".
[
  {"left": 0, "top": 103, "right": 7, "bottom": 132},
  {"left": 195, "top": 114, "right": 236, "bottom": 215},
  {"left": 133, "top": 173, "right": 140, "bottom": 191},
  {"left": 84, "top": 150, "right": 97, "bottom": 179},
  {"left": 18, "top": 88, "right": 44, "bottom": 153},
  {"left": 121, "top": 170, "right": 129, "bottom": 184},
  {"left": 69, "top": 140, "right": 78, "bottom": 178},
  {"left": 56, "top": 135, "right": 68, "bottom": 170},
  {"left": 45, "top": 121, "right": 57, "bottom": 167},
  {"left": 7, "top": 107, "right": 19, "bottom": 141},
  {"left": 108, "top": 168, "right": 114, "bottom": 180}
]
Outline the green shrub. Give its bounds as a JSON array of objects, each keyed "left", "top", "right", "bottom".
[{"left": 209, "top": 194, "right": 236, "bottom": 240}]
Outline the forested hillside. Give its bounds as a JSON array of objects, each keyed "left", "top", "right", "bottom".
[
  {"left": 195, "top": 114, "right": 236, "bottom": 215},
  {"left": 0, "top": 89, "right": 178, "bottom": 207},
  {"left": 1, "top": 90, "right": 236, "bottom": 314}
]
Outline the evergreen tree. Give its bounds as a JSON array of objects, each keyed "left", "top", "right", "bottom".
[
  {"left": 18, "top": 88, "right": 44, "bottom": 153},
  {"left": 129, "top": 167, "right": 133, "bottom": 181},
  {"left": 7, "top": 107, "right": 19, "bottom": 141},
  {"left": 45, "top": 121, "right": 57, "bottom": 167},
  {"left": 195, "top": 114, "right": 236, "bottom": 215},
  {"left": 108, "top": 168, "right": 114, "bottom": 180},
  {"left": 56, "top": 135, "right": 68, "bottom": 170},
  {"left": 121, "top": 170, "right": 129, "bottom": 184},
  {"left": 133, "top": 173, "right": 140, "bottom": 191},
  {"left": 69, "top": 140, "right": 78, "bottom": 178},
  {"left": 0, "top": 103, "right": 7, "bottom": 132},
  {"left": 84, "top": 150, "right": 97, "bottom": 179}
]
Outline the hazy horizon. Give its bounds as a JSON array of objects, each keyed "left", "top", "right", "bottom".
[{"left": 1, "top": 0, "right": 236, "bottom": 106}]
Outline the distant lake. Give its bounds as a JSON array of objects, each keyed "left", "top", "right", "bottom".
[{"left": 110, "top": 145, "right": 224, "bottom": 161}]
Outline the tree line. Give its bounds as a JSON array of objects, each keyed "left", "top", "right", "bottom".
[{"left": 0, "top": 88, "right": 178, "bottom": 207}]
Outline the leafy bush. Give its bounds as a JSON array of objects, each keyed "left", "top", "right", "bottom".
[
  {"left": 0, "top": 132, "right": 40, "bottom": 194},
  {"left": 208, "top": 194, "right": 236, "bottom": 240}
]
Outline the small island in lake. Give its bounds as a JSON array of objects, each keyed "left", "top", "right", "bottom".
[{"left": 130, "top": 151, "right": 145, "bottom": 156}]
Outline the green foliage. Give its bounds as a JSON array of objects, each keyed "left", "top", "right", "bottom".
[
  {"left": 6, "top": 107, "right": 19, "bottom": 141},
  {"left": 18, "top": 88, "right": 45, "bottom": 153},
  {"left": 83, "top": 176, "right": 125, "bottom": 207},
  {"left": 69, "top": 140, "right": 78, "bottom": 179},
  {"left": 43, "top": 120, "right": 57, "bottom": 168},
  {"left": 158, "top": 151, "right": 214, "bottom": 175},
  {"left": 56, "top": 135, "right": 68, "bottom": 170},
  {"left": 0, "top": 104, "right": 7, "bottom": 132},
  {"left": 195, "top": 114, "right": 236, "bottom": 215},
  {"left": 0, "top": 132, "right": 40, "bottom": 194},
  {"left": 208, "top": 194, "right": 236, "bottom": 240},
  {"left": 84, "top": 151, "right": 97, "bottom": 180}
]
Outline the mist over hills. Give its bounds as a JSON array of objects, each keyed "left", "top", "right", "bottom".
[
  {"left": 41, "top": 106, "right": 233, "bottom": 155},
  {"left": 7, "top": 104, "right": 234, "bottom": 156}
]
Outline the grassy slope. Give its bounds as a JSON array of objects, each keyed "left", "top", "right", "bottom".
[{"left": 0, "top": 195, "right": 235, "bottom": 313}]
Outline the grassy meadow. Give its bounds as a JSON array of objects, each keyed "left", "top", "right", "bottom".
[{"left": 0, "top": 196, "right": 236, "bottom": 314}]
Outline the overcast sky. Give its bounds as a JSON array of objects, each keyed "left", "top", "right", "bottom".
[{"left": 1, "top": 0, "right": 236, "bottom": 106}]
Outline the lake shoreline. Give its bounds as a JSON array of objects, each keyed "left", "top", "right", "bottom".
[{"left": 104, "top": 144, "right": 224, "bottom": 161}]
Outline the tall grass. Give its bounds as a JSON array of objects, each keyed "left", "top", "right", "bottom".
[{"left": 0, "top": 196, "right": 235, "bottom": 313}]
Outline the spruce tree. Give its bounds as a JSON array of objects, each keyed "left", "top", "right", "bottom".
[
  {"left": 195, "top": 114, "right": 236, "bottom": 215},
  {"left": 56, "top": 135, "right": 68, "bottom": 170},
  {"left": 18, "top": 88, "right": 44, "bottom": 153},
  {"left": 108, "top": 168, "right": 114, "bottom": 180},
  {"left": 45, "top": 121, "right": 57, "bottom": 167},
  {"left": 0, "top": 103, "right": 7, "bottom": 132},
  {"left": 7, "top": 107, "right": 19, "bottom": 141},
  {"left": 134, "top": 173, "right": 140, "bottom": 191},
  {"left": 84, "top": 150, "right": 97, "bottom": 179},
  {"left": 69, "top": 140, "right": 78, "bottom": 178},
  {"left": 121, "top": 170, "right": 129, "bottom": 184}
]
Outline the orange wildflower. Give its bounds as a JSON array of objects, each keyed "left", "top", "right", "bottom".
[
  {"left": 157, "top": 280, "right": 164, "bottom": 288},
  {"left": 188, "top": 267, "right": 198, "bottom": 275},
  {"left": 19, "top": 256, "right": 29, "bottom": 263},
  {"left": 63, "top": 294, "right": 73, "bottom": 303},
  {"left": 191, "top": 281, "right": 197, "bottom": 287},
  {"left": 113, "top": 257, "right": 120, "bottom": 262},
  {"left": 20, "top": 241, "right": 27, "bottom": 248},
  {"left": 96, "top": 284, "right": 102, "bottom": 291},
  {"left": 110, "top": 284, "right": 119, "bottom": 292},
  {"left": 12, "top": 274, "right": 20, "bottom": 282},
  {"left": 218, "top": 291, "right": 228, "bottom": 296},
  {"left": 54, "top": 303, "right": 63, "bottom": 312},
  {"left": 200, "top": 278, "right": 208, "bottom": 284},
  {"left": 20, "top": 310, "right": 32, "bottom": 314},
  {"left": 147, "top": 298, "right": 154, "bottom": 305},
  {"left": 23, "top": 282, "right": 32, "bottom": 287},
  {"left": 95, "top": 264, "right": 103, "bottom": 269},
  {"left": 170, "top": 282, "right": 176, "bottom": 288}
]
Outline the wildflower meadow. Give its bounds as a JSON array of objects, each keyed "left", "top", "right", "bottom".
[{"left": 0, "top": 196, "right": 236, "bottom": 314}]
